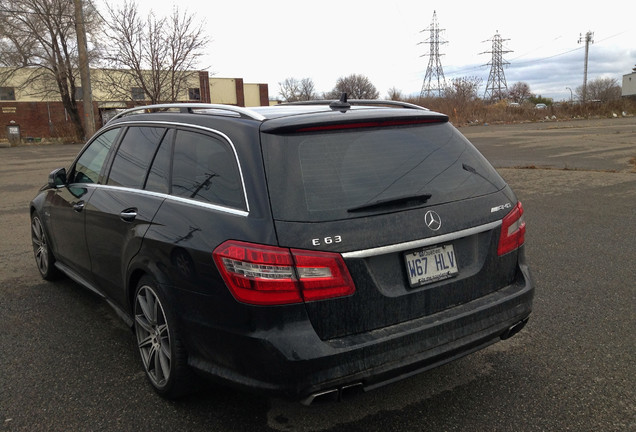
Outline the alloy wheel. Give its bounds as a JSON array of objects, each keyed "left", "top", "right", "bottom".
[
  {"left": 31, "top": 215, "right": 49, "bottom": 276},
  {"left": 135, "top": 285, "right": 172, "bottom": 388}
]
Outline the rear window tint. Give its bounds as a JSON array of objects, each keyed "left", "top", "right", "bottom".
[
  {"left": 171, "top": 130, "right": 245, "bottom": 209},
  {"left": 107, "top": 127, "right": 166, "bottom": 188},
  {"left": 262, "top": 123, "right": 505, "bottom": 222},
  {"left": 145, "top": 129, "right": 173, "bottom": 194}
]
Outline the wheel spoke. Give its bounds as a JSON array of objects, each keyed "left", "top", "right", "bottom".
[
  {"left": 137, "top": 291, "right": 155, "bottom": 325},
  {"left": 158, "top": 347, "right": 171, "bottom": 382},
  {"left": 157, "top": 323, "right": 169, "bottom": 339},
  {"left": 148, "top": 344, "right": 159, "bottom": 374},
  {"left": 36, "top": 251, "right": 46, "bottom": 273},
  {"left": 31, "top": 218, "right": 42, "bottom": 243},
  {"left": 158, "top": 323, "right": 171, "bottom": 361},
  {"left": 135, "top": 314, "right": 154, "bottom": 335},
  {"left": 137, "top": 333, "right": 153, "bottom": 350},
  {"left": 32, "top": 235, "right": 43, "bottom": 248}
]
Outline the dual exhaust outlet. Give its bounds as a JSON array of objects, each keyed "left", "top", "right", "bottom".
[{"left": 301, "top": 317, "right": 530, "bottom": 405}]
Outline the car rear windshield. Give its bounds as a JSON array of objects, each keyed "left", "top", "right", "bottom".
[{"left": 261, "top": 122, "right": 506, "bottom": 222}]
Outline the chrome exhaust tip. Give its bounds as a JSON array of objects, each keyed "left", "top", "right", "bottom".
[
  {"left": 501, "top": 317, "right": 529, "bottom": 340},
  {"left": 301, "top": 382, "right": 364, "bottom": 406}
]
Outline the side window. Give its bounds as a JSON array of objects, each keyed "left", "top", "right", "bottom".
[
  {"left": 73, "top": 128, "right": 120, "bottom": 184},
  {"left": 145, "top": 129, "right": 173, "bottom": 194},
  {"left": 171, "top": 130, "right": 245, "bottom": 209},
  {"left": 107, "top": 127, "right": 166, "bottom": 189}
]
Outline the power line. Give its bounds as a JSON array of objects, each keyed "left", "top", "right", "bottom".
[{"left": 443, "top": 28, "right": 629, "bottom": 80}]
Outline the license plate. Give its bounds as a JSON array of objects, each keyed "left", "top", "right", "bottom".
[{"left": 405, "top": 244, "right": 459, "bottom": 287}]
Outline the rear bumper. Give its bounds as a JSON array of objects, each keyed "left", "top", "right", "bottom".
[{"left": 182, "top": 262, "right": 534, "bottom": 401}]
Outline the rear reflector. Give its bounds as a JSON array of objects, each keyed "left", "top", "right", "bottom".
[
  {"left": 498, "top": 201, "right": 526, "bottom": 256},
  {"left": 213, "top": 240, "right": 355, "bottom": 305}
]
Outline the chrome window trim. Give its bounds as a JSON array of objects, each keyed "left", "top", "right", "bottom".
[
  {"left": 342, "top": 220, "right": 502, "bottom": 259},
  {"left": 86, "top": 184, "right": 249, "bottom": 217},
  {"left": 105, "top": 120, "right": 250, "bottom": 213}
]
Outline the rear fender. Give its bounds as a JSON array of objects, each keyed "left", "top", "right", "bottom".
[{"left": 126, "top": 254, "right": 174, "bottom": 319}]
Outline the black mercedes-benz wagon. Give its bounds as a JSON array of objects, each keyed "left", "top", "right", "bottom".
[{"left": 30, "top": 98, "right": 534, "bottom": 403}]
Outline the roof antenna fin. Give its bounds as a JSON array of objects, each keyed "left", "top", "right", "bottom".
[{"left": 329, "top": 92, "right": 351, "bottom": 111}]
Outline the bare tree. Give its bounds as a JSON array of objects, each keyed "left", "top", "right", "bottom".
[
  {"left": 298, "top": 78, "right": 317, "bottom": 101},
  {"left": 278, "top": 77, "right": 300, "bottom": 102},
  {"left": 100, "top": 1, "right": 209, "bottom": 104},
  {"left": 278, "top": 77, "right": 316, "bottom": 102},
  {"left": 576, "top": 77, "right": 621, "bottom": 102},
  {"left": 508, "top": 82, "right": 532, "bottom": 104},
  {"left": 444, "top": 76, "right": 482, "bottom": 104},
  {"left": 326, "top": 74, "right": 379, "bottom": 99},
  {"left": 0, "top": 0, "right": 102, "bottom": 140},
  {"left": 387, "top": 87, "right": 403, "bottom": 101}
]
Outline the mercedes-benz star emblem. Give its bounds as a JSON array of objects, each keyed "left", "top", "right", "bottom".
[{"left": 425, "top": 210, "right": 442, "bottom": 231}]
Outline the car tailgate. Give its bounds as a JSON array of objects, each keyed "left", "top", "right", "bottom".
[{"left": 273, "top": 193, "right": 519, "bottom": 340}]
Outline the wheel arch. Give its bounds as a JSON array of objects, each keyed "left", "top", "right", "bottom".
[{"left": 126, "top": 256, "right": 174, "bottom": 317}]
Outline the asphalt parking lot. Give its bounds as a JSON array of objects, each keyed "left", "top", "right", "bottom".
[{"left": 1, "top": 117, "right": 634, "bottom": 431}]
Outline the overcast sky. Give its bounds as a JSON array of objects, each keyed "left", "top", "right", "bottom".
[{"left": 100, "top": 0, "right": 635, "bottom": 101}]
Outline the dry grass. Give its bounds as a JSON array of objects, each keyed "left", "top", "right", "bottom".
[{"left": 404, "top": 97, "right": 636, "bottom": 127}]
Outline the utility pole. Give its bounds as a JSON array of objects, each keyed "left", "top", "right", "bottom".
[
  {"left": 482, "top": 32, "right": 512, "bottom": 101},
  {"left": 419, "top": 11, "right": 447, "bottom": 98},
  {"left": 578, "top": 31, "right": 594, "bottom": 103},
  {"left": 73, "top": 0, "right": 96, "bottom": 139}
]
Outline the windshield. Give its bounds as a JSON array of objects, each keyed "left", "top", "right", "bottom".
[{"left": 262, "top": 122, "right": 505, "bottom": 222}]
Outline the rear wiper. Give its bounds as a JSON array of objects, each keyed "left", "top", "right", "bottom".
[
  {"left": 347, "top": 193, "right": 432, "bottom": 213},
  {"left": 462, "top": 163, "right": 502, "bottom": 190}
]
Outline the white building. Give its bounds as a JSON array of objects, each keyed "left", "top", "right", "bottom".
[{"left": 622, "top": 66, "right": 636, "bottom": 98}]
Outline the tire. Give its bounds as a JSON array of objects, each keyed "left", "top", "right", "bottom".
[
  {"left": 31, "top": 212, "right": 61, "bottom": 281},
  {"left": 133, "top": 276, "right": 194, "bottom": 398}
]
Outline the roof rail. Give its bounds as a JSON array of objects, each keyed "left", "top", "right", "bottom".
[
  {"left": 107, "top": 103, "right": 266, "bottom": 124},
  {"left": 281, "top": 99, "right": 428, "bottom": 111}
]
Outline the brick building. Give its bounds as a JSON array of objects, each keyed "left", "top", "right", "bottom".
[{"left": 0, "top": 68, "right": 269, "bottom": 142}]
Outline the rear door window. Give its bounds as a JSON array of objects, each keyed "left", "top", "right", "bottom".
[
  {"left": 262, "top": 122, "right": 506, "bottom": 222},
  {"left": 171, "top": 130, "right": 245, "bottom": 209},
  {"left": 107, "top": 126, "right": 167, "bottom": 189},
  {"left": 145, "top": 129, "right": 173, "bottom": 194}
]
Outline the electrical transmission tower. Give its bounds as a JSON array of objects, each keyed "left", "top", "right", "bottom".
[
  {"left": 419, "top": 11, "right": 447, "bottom": 98},
  {"left": 482, "top": 32, "right": 512, "bottom": 101},
  {"left": 578, "top": 31, "right": 594, "bottom": 102}
]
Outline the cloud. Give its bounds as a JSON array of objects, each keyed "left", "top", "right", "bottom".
[{"left": 438, "top": 44, "right": 633, "bottom": 101}]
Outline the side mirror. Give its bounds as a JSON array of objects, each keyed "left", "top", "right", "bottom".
[{"left": 48, "top": 168, "right": 67, "bottom": 188}]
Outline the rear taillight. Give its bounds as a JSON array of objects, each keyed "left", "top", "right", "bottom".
[
  {"left": 213, "top": 240, "right": 355, "bottom": 305},
  {"left": 498, "top": 201, "right": 526, "bottom": 256}
]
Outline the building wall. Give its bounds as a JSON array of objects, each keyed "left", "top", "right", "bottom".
[
  {"left": 209, "top": 78, "right": 240, "bottom": 105},
  {"left": 1, "top": 101, "right": 96, "bottom": 142},
  {"left": 0, "top": 68, "right": 204, "bottom": 102},
  {"left": 622, "top": 72, "right": 636, "bottom": 97},
  {"left": 244, "top": 83, "right": 270, "bottom": 107},
  {"left": 0, "top": 68, "right": 270, "bottom": 141}
]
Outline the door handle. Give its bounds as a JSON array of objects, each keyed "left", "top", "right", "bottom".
[
  {"left": 120, "top": 208, "right": 138, "bottom": 222},
  {"left": 73, "top": 201, "right": 85, "bottom": 212}
]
